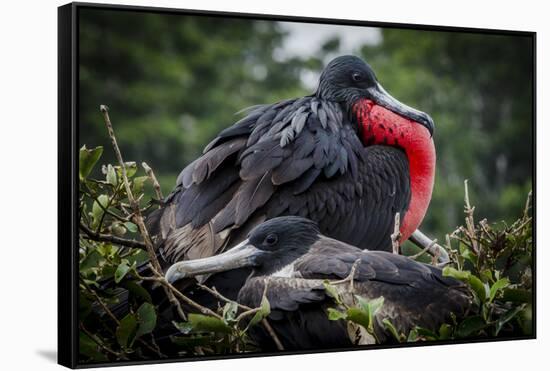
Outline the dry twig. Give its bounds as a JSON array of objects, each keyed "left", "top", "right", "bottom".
[
  {"left": 463, "top": 180, "right": 479, "bottom": 254},
  {"left": 391, "top": 212, "right": 401, "bottom": 254},
  {"left": 100, "top": 105, "right": 183, "bottom": 323},
  {"left": 196, "top": 284, "right": 284, "bottom": 351},
  {"left": 331, "top": 258, "right": 361, "bottom": 293},
  {"left": 80, "top": 322, "right": 125, "bottom": 359},
  {"left": 100, "top": 105, "right": 162, "bottom": 273},
  {"left": 142, "top": 162, "right": 163, "bottom": 201},
  {"left": 409, "top": 239, "right": 438, "bottom": 261},
  {"left": 79, "top": 222, "right": 146, "bottom": 249}
]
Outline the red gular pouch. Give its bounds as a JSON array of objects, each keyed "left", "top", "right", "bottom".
[{"left": 353, "top": 99, "right": 436, "bottom": 242}]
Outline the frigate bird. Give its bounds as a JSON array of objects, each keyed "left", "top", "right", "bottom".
[
  {"left": 146, "top": 55, "right": 442, "bottom": 305},
  {"left": 165, "top": 216, "right": 471, "bottom": 350}
]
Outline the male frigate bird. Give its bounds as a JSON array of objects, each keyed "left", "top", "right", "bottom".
[
  {"left": 147, "top": 55, "right": 439, "bottom": 304},
  {"left": 165, "top": 217, "right": 471, "bottom": 350}
]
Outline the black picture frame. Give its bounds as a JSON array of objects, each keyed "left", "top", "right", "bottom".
[{"left": 58, "top": 2, "right": 536, "bottom": 368}]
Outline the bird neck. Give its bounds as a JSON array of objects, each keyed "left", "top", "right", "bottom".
[{"left": 353, "top": 99, "right": 436, "bottom": 242}]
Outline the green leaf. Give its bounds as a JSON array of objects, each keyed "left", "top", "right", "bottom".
[
  {"left": 382, "top": 318, "right": 402, "bottom": 342},
  {"left": 456, "top": 316, "right": 486, "bottom": 337},
  {"left": 354, "top": 295, "right": 384, "bottom": 332},
  {"left": 489, "top": 278, "right": 510, "bottom": 303},
  {"left": 115, "top": 162, "right": 137, "bottom": 178},
  {"left": 124, "top": 221, "right": 138, "bottom": 233},
  {"left": 79, "top": 145, "right": 103, "bottom": 180},
  {"left": 97, "top": 243, "right": 116, "bottom": 258},
  {"left": 106, "top": 164, "right": 117, "bottom": 186},
  {"left": 518, "top": 305, "right": 533, "bottom": 335},
  {"left": 346, "top": 307, "right": 371, "bottom": 330},
  {"left": 415, "top": 326, "right": 438, "bottom": 340},
  {"left": 116, "top": 313, "right": 138, "bottom": 348},
  {"left": 327, "top": 308, "right": 348, "bottom": 321},
  {"left": 249, "top": 293, "right": 271, "bottom": 328},
  {"left": 121, "top": 280, "right": 152, "bottom": 303},
  {"left": 495, "top": 305, "right": 526, "bottom": 336},
  {"left": 460, "top": 246, "right": 478, "bottom": 265},
  {"left": 480, "top": 269, "right": 493, "bottom": 283},
  {"left": 124, "top": 162, "right": 137, "bottom": 178},
  {"left": 502, "top": 288, "right": 532, "bottom": 303},
  {"left": 81, "top": 278, "right": 99, "bottom": 288},
  {"left": 111, "top": 223, "right": 127, "bottom": 237},
  {"left": 222, "top": 301, "right": 238, "bottom": 324},
  {"left": 79, "top": 331, "right": 108, "bottom": 361},
  {"left": 468, "top": 274, "right": 488, "bottom": 302},
  {"left": 91, "top": 194, "right": 110, "bottom": 227},
  {"left": 175, "top": 314, "right": 232, "bottom": 334},
  {"left": 80, "top": 250, "right": 103, "bottom": 272},
  {"left": 443, "top": 267, "right": 471, "bottom": 281},
  {"left": 124, "top": 249, "right": 149, "bottom": 267},
  {"left": 136, "top": 302, "right": 157, "bottom": 338},
  {"left": 407, "top": 328, "right": 419, "bottom": 342},
  {"left": 172, "top": 321, "right": 194, "bottom": 335},
  {"left": 132, "top": 176, "right": 148, "bottom": 194},
  {"left": 114, "top": 261, "right": 131, "bottom": 283},
  {"left": 367, "top": 296, "right": 385, "bottom": 317},
  {"left": 323, "top": 281, "right": 342, "bottom": 304},
  {"left": 438, "top": 323, "right": 452, "bottom": 340}
]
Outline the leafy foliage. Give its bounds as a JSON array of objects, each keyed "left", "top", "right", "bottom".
[
  {"left": 78, "top": 146, "right": 274, "bottom": 362},
  {"left": 326, "top": 185, "right": 533, "bottom": 343}
]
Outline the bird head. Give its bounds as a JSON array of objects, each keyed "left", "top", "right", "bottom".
[
  {"left": 165, "top": 217, "right": 321, "bottom": 283},
  {"left": 316, "top": 55, "right": 434, "bottom": 147},
  {"left": 316, "top": 56, "right": 437, "bottom": 243}
]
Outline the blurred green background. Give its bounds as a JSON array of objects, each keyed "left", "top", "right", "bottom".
[{"left": 78, "top": 8, "right": 533, "bottom": 240}]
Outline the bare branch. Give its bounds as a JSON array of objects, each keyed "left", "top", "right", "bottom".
[
  {"left": 331, "top": 258, "right": 361, "bottom": 294},
  {"left": 197, "top": 284, "right": 249, "bottom": 309},
  {"left": 100, "top": 105, "right": 162, "bottom": 271},
  {"left": 235, "top": 307, "right": 262, "bottom": 323},
  {"left": 463, "top": 180, "right": 479, "bottom": 254},
  {"left": 138, "top": 266, "right": 220, "bottom": 319},
  {"left": 142, "top": 162, "right": 163, "bottom": 200},
  {"left": 100, "top": 105, "right": 184, "bottom": 327},
  {"left": 196, "top": 283, "right": 284, "bottom": 351},
  {"left": 261, "top": 320, "right": 284, "bottom": 351},
  {"left": 80, "top": 322, "right": 125, "bottom": 359},
  {"left": 409, "top": 239, "right": 438, "bottom": 260},
  {"left": 81, "top": 184, "right": 130, "bottom": 223},
  {"left": 79, "top": 222, "right": 146, "bottom": 249},
  {"left": 95, "top": 183, "right": 123, "bottom": 234},
  {"left": 511, "top": 217, "right": 533, "bottom": 236},
  {"left": 80, "top": 277, "right": 120, "bottom": 325},
  {"left": 391, "top": 212, "right": 401, "bottom": 254}
]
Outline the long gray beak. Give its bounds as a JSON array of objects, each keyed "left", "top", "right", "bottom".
[
  {"left": 165, "top": 239, "right": 260, "bottom": 284},
  {"left": 367, "top": 82, "right": 435, "bottom": 136}
]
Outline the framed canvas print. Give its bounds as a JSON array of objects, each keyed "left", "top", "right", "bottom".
[{"left": 58, "top": 2, "right": 536, "bottom": 368}]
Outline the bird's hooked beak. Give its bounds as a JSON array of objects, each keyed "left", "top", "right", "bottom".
[
  {"left": 366, "top": 83, "right": 435, "bottom": 137},
  {"left": 165, "top": 239, "right": 260, "bottom": 284}
]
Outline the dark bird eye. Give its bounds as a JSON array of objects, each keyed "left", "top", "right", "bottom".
[
  {"left": 352, "top": 72, "right": 363, "bottom": 82},
  {"left": 264, "top": 233, "right": 278, "bottom": 246}
]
